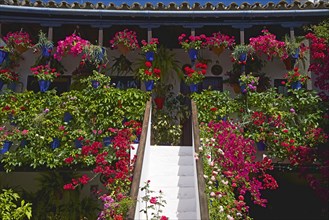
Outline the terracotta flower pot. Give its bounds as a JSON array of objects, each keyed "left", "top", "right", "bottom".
[
  {"left": 154, "top": 97, "right": 165, "bottom": 110},
  {"left": 230, "top": 83, "right": 241, "bottom": 94},
  {"left": 212, "top": 46, "right": 225, "bottom": 56},
  {"left": 283, "top": 58, "right": 292, "bottom": 70},
  {"left": 117, "top": 43, "right": 130, "bottom": 56},
  {"left": 15, "top": 45, "right": 28, "bottom": 54}
]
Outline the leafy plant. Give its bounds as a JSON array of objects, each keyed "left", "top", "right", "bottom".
[
  {"left": 178, "top": 33, "right": 207, "bottom": 50},
  {"left": 110, "top": 55, "right": 133, "bottom": 76},
  {"left": 231, "top": 44, "right": 255, "bottom": 62},
  {"left": 0, "top": 189, "right": 32, "bottom": 220},
  {"left": 82, "top": 44, "right": 107, "bottom": 65},
  {"left": 33, "top": 30, "right": 53, "bottom": 51},
  {"left": 141, "top": 38, "right": 159, "bottom": 53}
]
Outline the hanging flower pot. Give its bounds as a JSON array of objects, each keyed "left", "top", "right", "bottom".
[
  {"left": 74, "top": 139, "right": 83, "bottom": 148},
  {"left": 0, "top": 50, "right": 8, "bottom": 65},
  {"left": 0, "top": 80, "right": 5, "bottom": 91},
  {"left": 188, "top": 49, "right": 198, "bottom": 62},
  {"left": 256, "top": 141, "right": 266, "bottom": 151},
  {"left": 42, "top": 46, "right": 53, "bottom": 57},
  {"left": 50, "top": 138, "right": 60, "bottom": 149},
  {"left": 15, "top": 45, "right": 28, "bottom": 54},
  {"left": 117, "top": 43, "right": 130, "bottom": 56},
  {"left": 91, "top": 80, "right": 100, "bottom": 88},
  {"left": 231, "top": 83, "right": 241, "bottom": 94},
  {"left": 189, "top": 83, "right": 198, "bottom": 93},
  {"left": 63, "top": 112, "right": 73, "bottom": 123},
  {"left": 239, "top": 53, "right": 247, "bottom": 73},
  {"left": 212, "top": 46, "right": 225, "bottom": 56},
  {"left": 291, "top": 48, "right": 300, "bottom": 60},
  {"left": 146, "top": 51, "right": 155, "bottom": 62},
  {"left": 103, "top": 137, "right": 113, "bottom": 147},
  {"left": 291, "top": 81, "right": 302, "bottom": 90},
  {"left": 283, "top": 58, "right": 292, "bottom": 70},
  {"left": 154, "top": 97, "right": 165, "bottom": 110},
  {"left": 239, "top": 83, "right": 247, "bottom": 94},
  {"left": 1, "top": 140, "right": 13, "bottom": 154},
  {"left": 38, "top": 79, "right": 51, "bottom": 93},
  {"left": 144, "top": 80, "right": 154, "bottom": 91}
]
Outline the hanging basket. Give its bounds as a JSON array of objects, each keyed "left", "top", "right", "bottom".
[
  {"left": 231, "top": 83, "right": 241, "bottom": 94},
  {"left": 212, "top": 46, "right": 225, "bottom": 56},
  {"left": 15, "top": 45, "right": 28, "bottom": 54},
  {"left": 189, "top": 83, "right": 198, "bottom": 93},
  {"left": 42, "top": 46, "right": 53, "bottom": 57},
  {"left": 0, "top": 50, "right": 9, "bottom": 65},
  {"left": 188, "top": 49, "right": 198, "bottom": 62},
  {"left": 144, "top": 80, "right": 154, "bottom": 91},
  {"left": 291, "top": 81, "right": 302, "bottom": 90},
  {"left": 38, "top": 80, "right": 51, "bottom": 93},
  {"left": 117, "top": 43, "right": 130, "bottom": 56},
  {"left": 146, "top": 51, "right": 155, "bottom": 62}
]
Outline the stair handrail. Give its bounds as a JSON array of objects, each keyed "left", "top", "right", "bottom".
[
  {"left": 127, "top": 97, "right": 152, "bottom": 220},
  {"left": 191, "top": 100, "right": 210, "bottom": 220}
]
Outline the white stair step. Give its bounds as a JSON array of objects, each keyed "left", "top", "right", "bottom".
[
  {"left": 163, "top": 198, "right": 197, "bottom": 213},
  {"left": 177, "top": 211, "right": 198, "bottom": 219},
  {"left": 147, "top": 155, "right": 194, "bottom": 165},
  {"left": 148, "top": 164, "right": 194, "bottom": 176},
  {"left": 150, "top": 186, "right": 196, "bottom": 200},
  {"left": 147, "top": 176, "right": 195, "bottom": 187},
  {"left": 149, "top": 145, "right": 193, "bottom": 156}
]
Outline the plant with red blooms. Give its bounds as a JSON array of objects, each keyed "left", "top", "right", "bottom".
[
  {"left": 137, "top": 61, "right": 161, "bottom": 82},
  {"left": 178, "top": 33, "right": 207, "bottom": 50},
  {"left": 123, "top": 120, "right": 142, "bottom": 142},
  {"left": 140, "top": 180, "right": 168, "bottom": 220},
  {"left": 30, "top": 64, "right": 61, "bottom": 81},
  {"left": 110, "top": 29, "right": 139, "bottom": 50},
  {"left": 305, "top": 32, "right": 329, "bottom": 100},
  {"left": 54, "top": 34, "right": 90, "bottom": 61},
  {"left": 207, "top": 32, "right": 235, "bottom": 49},
  {"left": 141, "top": 38, "right": 159, "bottom": 53},
  {"left": 0, "top": 68, "right": 19, "bottom": 83},
  {"left": 284, "top": 67, "right": 310, "bottom": 86},
  {"left": 199, "top": 121, "right": 278, "bottom": 219},
  {"left": 3, "top": 31, "right": 33, "bottom": 52},
  {"left": 63, "top": 127, "right": 137, "bottom": 219},
  {"left": 249, "top": 29, "right": 288, "bottom": 61},
  {"left": 183, "top": 62, "right": 207, "bottom": 85}
]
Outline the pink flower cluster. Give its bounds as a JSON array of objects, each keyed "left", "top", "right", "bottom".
[
  {"left": 207, "top": 32, "right": 235, "bottom": 48},
  {"left": 249, "top": 29, "right": 288, "bottom": 60},
  {"left": 3, "top": 31, "right": 32, "bottom": 48},
  {"left": 178, "top": 33, "right": 208, "bottom": 50},
  {"left": 30, "top": 64, "right": 60, "bottom": 81},
  {"left": 206, "top": 121, "right": 278, "bottom": 207},
  {"left": 141, "top": 38, "right": 159, "bottom": 52},
  {"left": 110, "top": 29, "right": 139, "bottom": 50},
  {"left": 54, "top": 34, "right": 90, "bottom": 61}
]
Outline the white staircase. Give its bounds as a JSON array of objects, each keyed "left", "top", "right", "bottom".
[{"left": 134, "top": 145, "right": 200, "bottom": 220}]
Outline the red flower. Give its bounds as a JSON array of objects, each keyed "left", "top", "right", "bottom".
[
  {"left": 210, "top": 107, "right": 218, "bottom": 112},
  {"left": 150, "top": 197, "right": 157, "bottom": 204},
  {"left": 145, "top": 61, "right": 152, "bottom": 68},
  {"left": 160, "top": 216, "right": 168, "bottom": 220},
  {"left": 64, "top": 156, "right": 74, "bottom": 164}
]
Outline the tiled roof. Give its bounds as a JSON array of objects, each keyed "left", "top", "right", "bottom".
[{"left": 0, "top": 0, "right": 328, "bottom": 10}]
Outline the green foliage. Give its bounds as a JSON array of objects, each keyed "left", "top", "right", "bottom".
[
  {"left": 0, "top": 84, "right": 149, "bottom": 171},
  {"left": 0, "top": 189, "right": 32, "bottom": 220},
  {"left": 232, "top": 44, "right": 255, "bottom": 61},
  {"left": 192, "top": 90, "right": 239, "bottom": 122},
  {"left": 34, "top": 30, "right": 53, "bottom": 50},
  {"left": 307, "top": 19, "right": 329, "bottom": 43}
]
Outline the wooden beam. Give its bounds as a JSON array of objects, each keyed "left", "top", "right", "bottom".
[
  {"left": 98, "top": 27, "right": 103, "bottom": 46},
  {"left": 48, "top": 26, "right": 53, "bottom": 41}
]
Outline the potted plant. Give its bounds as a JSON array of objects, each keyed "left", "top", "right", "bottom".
[
  {"left": 238, "top": 73, "right": 259, "bottom": 94},
  {"left": 207, "top": 32, "right": 235, "bottom": 56},
  {"left": 81, "top": 70, "right": 111, "bottom": 89},
  {"left": 30, "top": 64, "right": 61, "bottom": 92},
  {"left": 183, "top": 61, "right": 207, "bottom": 93},
  {"left": 54, "top": 33, "right": 90, "bottom": 61},
  {"left": 137, "top": 61, "right": 161, "bottom": 91},
  {"left": 283, "top": 35, "right": 308, "bottom": 70},
  {"left": 82, "top": 44, "right": 107, "bottom": 65},
  {"left": 249, "top": 29, "right": 288, "bottom": 61},
  {"left": 232, "top": 44, "right": 255, "bottom": 73},
  {"left": 33, "top": 30, "right": 54, "bottom": 58},
  {"left": 284, "top": 67, "right": 309, "bottom": 90},
  {"left": 0, "top": 40, "right": 10, "bottom": 65},
  {"left": 110, "top": 29, "right": 139, "bottom": 55},
  {"left": 0, "top": 68, "right": 18, "bottom": 90},
  {"left": 141, "top": 38, "right": 159, "bottom": 62},
  {"left": 178, "top": 33, "right": 207, "bottom": 62},
  {"left": 3, "top": 30, "right": 33, "bottom": 54},
  {"left": 153, "top": 83, "right": 172, "bottom": 110}
]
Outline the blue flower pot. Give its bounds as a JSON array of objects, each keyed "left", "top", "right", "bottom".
[
  {"left": 256, "top": 141, "right": 266, "bottom": 151},
  {"left": 63, "top": 112, "right": 73, "bottom": 123},
  {"left": 91, "top": 80, "right": 100, "bottom": 88},
  {"left": 103, "top": 137, "right": 113, "bottom": 147},
  {"left": 145, "top": 80, "right": 154, "bottom": 91},
  {"left": 0, "top": 81, "right": 4, "bottom": 90},
  {"left": 291, "top": 48, "right": 300, "bottom": 59},
  {"left": 1, "top": 141, "right": 12, "bottom": 154},
  {"left": 50, "top": 138, "right": 60, "bottom": 149},
  {"left": 96, "top": 48, "right": 105, "bottom": 63},
  {"left": 188, "top": 49, "right": 198, "bottom": 62},
  {"left": 0, "top": 50, "right": 8, "bottom": 65},
  {"left": 240, "top": 83, "right": 247, "bottom": 94},
  {"left": 42, "top": 46, "right": 53, "bottom": 57},
  {"left": 291, "top": 81, "right": 302, "bottom": 90},
  {"left": 217, "top": 116, "right": 227, "bottom": 121},
  {"left": 75, "top": 139, "right": 83, "bottom": 148},
  {"left": 146, "top": 51, "right": 155, "bottom": 62},
  {"left": 133, "top": 135, "right": 140, "bottom": 144},
  {"left": 189, "top": 83, "right": 198, "bottom": 93},
  {"left": 38, "top": 80, "right": 51, "bottom": 92},
  {"left": 239, "top": 53, "right": 247, "bottom": 62}
]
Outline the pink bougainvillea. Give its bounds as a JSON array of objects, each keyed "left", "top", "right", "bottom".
[{"left": 54, "top": 34, "right": 90, "bottom": 61}]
